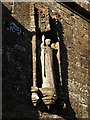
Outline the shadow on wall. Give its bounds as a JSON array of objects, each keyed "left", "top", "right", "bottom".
[
  {"left": 49, "top": 14, "right": 77, "bottom": 120},
  {"left": 2, "top": 3, "right": 40, "bottom": 119}
]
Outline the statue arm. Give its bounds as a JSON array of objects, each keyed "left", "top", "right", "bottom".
[{"left": 41, "top": 43, "right": 45, "bottom": 49}]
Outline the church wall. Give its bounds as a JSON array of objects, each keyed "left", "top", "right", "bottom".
[
  {"left": 2, "top": 3, "right": 34, "bottom": 118},
  {"left": 54, "top": 3, "right": 89, "bottom": 118},
  {"left": 2, "top": 2, "right": 90, "bottom": 119}
]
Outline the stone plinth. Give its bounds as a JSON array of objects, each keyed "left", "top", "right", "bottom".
[{"left": 40, "top": 88, "right": 57, "bottom": 108}]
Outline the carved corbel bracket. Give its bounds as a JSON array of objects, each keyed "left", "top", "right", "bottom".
[
  {"left": 39, "top": 88, "right": 57, "bottom": 109},
  {"left": 31, "top": 86, "right": 39, "bottom": 106}
]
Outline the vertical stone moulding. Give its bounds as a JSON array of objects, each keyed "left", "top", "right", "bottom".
[
  {"left": 11, "top": 0, "right": 14, "bottom": 17},
  {"left": 30, "top": 3, "right": 39, "bottom": 106}
]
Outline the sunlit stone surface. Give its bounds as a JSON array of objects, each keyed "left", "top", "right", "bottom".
[{"left": 2, "top": 2, "right": 89, "bottom": 119}]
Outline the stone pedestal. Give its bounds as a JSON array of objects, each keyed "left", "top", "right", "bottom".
[{"left": 40, "top": 88, "right": 57, "bottom": 109}]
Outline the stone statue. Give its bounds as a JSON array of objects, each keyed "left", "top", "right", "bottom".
[{"left": 40, "top": 35, "right": 55, "bottom": 88}]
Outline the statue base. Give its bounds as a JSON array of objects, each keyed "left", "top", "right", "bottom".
[{"left": 39, "top": 87, "right": 57, "bottom": 109}]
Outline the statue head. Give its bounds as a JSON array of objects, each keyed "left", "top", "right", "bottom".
[{"left": 45, "top": 39, "right": 51, "bottom": 46}]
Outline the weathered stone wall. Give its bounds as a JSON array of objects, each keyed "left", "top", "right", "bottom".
[
  {"left": 2, "top": 2, "right": 89, "bottom": 119},
  {"left": 47, "top": 2, "right": 89, "bottom": 119},
  {"left": 2, "top": 3, "right": 34, "bottom": 118}
]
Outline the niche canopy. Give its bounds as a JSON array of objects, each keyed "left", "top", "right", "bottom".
[{"left": 38, "top": 5, "right": 50, "bottom": 32}]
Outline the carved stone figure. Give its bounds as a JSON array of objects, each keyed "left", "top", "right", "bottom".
[
  {"left": 40, "top": 35, "right": 55, "bottom": 88},
  {"left": 40, "top": 35, "right": 57, "bottom": 108}
]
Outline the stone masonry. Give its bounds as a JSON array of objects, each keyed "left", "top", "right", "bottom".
[
  {"left": 46, "top": 2, "right": 89, "bottom": 118},
  {"left": 2, "top": 2, "right": 90, "bottom": 119}
]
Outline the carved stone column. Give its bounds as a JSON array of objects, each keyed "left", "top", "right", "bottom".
[
  {"left": 30, "top": 3, "right": 39, "bottom": 106},
  {"left": 11, "top": 0, "right": 14, "bottom": 16}
]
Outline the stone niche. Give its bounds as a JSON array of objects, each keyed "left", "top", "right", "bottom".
[{"left": 2, "top": 2, "right": 89, "bottom": 119}]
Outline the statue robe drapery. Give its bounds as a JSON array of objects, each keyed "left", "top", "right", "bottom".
[{"left": 41, "top": 43, "right": 55, "bottom": 88}]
